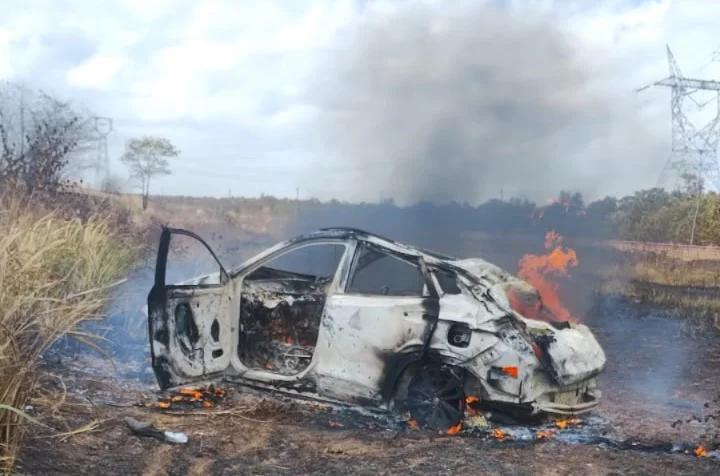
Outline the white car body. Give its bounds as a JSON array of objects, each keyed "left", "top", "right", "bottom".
[{"left": 146, "top": 227, "right": 606, "bottom": 424}]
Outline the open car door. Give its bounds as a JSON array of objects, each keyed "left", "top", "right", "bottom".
[{"left": 147, "top": 227, "right": 236, "bottom": 390}]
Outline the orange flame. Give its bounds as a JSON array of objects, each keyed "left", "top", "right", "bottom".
[
  {"left": 492, "top": 428, "right": 508, "bottom": 441},
  {"left": 179, "top": 388, "right": 204, "bottom": 401},
  {"left": 694, "top": 445, "right": 708, "bottom": 457},
  {"left": 464, "top": 395, "right": 481, "bottom": 415},
  {"left": 146, "top": 385, "right": 226, "bottom": 410},
  {"left": 408, "top": 419, "right": 418, "bottom": 428},
  {"left": 511, "top": 231, "right": 579, "bottom": 323},
  {"left": 536, "top": 429, "right": 557, "bottom": 440},
  {"left": 555, "top": 417, "right": 583, "bottom": 429},
  {"left": 446, "top": 422, "right": 462, "bottom": 435}
]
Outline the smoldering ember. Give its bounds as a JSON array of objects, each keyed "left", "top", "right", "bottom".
[{"left": 3, "top": 2, "right": 720, "bottom": 475}]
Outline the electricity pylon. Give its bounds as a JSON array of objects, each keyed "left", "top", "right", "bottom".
[{"left": 637, "top": 45, "right": 720, "bottom": 192}]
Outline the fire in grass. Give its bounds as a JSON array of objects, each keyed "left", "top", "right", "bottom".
[{"left": 144, "top": 384, "right": 227, "bottom": 410}]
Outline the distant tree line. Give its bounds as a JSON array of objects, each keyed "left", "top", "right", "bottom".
[
  {"left": 153, "top": 185, "right": 720, "bottom": 247},
  {"left": 292, "top": 187, "right": 720, "bottom": 247}
]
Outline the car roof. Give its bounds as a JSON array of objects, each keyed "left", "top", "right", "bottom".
[{"left": 294, "top": 227, "right": 458, "bottom": 262}]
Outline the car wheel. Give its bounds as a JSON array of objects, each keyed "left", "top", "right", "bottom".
[{"left": 404, "top": 364, "right": 466, "bottom": 431}]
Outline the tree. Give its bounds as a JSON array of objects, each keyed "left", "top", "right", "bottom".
[
  {"left": 0, "top": 82, "right": 96, "bottom": 195},
  {"left": 120, "top": 136, "right": 179, "bottom": 210},
  {"left": 679, "top": 172, "right": 704, "bottom": 197}
]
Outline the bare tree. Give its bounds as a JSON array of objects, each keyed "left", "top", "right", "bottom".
[
  {"left": 0, "top": 82, "right": 96, "bottom": 195},
  {"left": 120, "top": 136, "right": 179, "bottom": 210}
]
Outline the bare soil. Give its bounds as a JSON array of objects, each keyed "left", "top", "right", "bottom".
[{"left": 14, "top": 298, "right": 720, "bottom": 476}]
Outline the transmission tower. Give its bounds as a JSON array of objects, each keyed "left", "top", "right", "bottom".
[
  {"left": 92, "top": 116, "right": 113, "bottom": 189},
  {"left": 638, "top": 45, "right": 720, "bottom": 192}
]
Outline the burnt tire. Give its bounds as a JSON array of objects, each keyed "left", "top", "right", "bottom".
[{"left": 404, "top": 364, "right": 466, "bottom": 431}]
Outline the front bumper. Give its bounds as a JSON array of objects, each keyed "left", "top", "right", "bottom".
[{"left": 533, "top": 381, "right": 602, "bottom": 415}]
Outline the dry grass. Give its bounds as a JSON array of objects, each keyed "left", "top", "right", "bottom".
[
  {"left": 596, "top": 251, "right": 720, "bottom": 334},
  {"left": 80, "top": 189, "right": 296, "bottom": 237},
  {"left": 598, "top": 251, "right": 720, "bottom": 288},
  {"left": 0, "top": 193, "right": 138, "bottom": 473},
  {"left": 628, "top": 258, "right": 720, "bottom": 288},
  {"left": 609, "top": 241, "right": 720, "bottom": 262}
]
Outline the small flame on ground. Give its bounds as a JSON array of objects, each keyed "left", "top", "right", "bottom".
[
  {"left": 179, "top": 388, "right": 204, "bottom": 401},
  {"left": 408, "top": 419, "right": 418, "bottom": 428},
  {"left": 511, "top": 230, "right": 579, "bottom": 323},
  {"left": 536, "top": 429, "right": 557, "bottom": 440},
  {"left": 145, "top": 385, "right": 226, "bottom": 410},
  {"left": 554, "top": 417, "right": 583, "bottom": 430},
  {"left": 694, "top": 445, "right": 708, "bottom": 457},
  {"left": 492, "top": 428, "right": 508, "bottom": 441},
  {"left": 446, "top": 422, "right": 463, "bottom": 435}
]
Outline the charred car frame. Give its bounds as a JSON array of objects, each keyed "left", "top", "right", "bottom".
[{"left": 147, "top": 227, "right": 606, "bottom": 429}]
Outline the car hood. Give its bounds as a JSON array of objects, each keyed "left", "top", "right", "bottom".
[
  {"left": 448, "top": 258, "right": 607, "bottom": 386},
  {"left": 448, "top": 257, "right": 536, "bottom": 311},
  {"left": 450, "top": 258, "right": 525, "bottom": 291}
]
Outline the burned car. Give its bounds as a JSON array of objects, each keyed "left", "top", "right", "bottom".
[{"left": 147, "top": 227, "right": 606, "bottom": 429}]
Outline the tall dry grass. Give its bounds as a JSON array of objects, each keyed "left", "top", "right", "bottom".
[{"left": 0, "top": 193, "right": 138, "bottom": 472}]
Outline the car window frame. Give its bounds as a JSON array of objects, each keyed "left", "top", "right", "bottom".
[
  {"left": 342, "top": 241, "right": 437, "bottom": 298},
  {"left": 236, "top": 239, "right": 351, "bottom": 292}
]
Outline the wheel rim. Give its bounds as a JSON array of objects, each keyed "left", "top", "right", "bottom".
[{"left": 405, "top": 365, "right": 465, "bottom": 430}]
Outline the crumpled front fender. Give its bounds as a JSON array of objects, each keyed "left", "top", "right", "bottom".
[{"left": 541, "top": 324, "right": 606, "bottom": 386}]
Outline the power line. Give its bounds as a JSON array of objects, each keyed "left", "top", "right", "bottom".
[{"left": 88, "top": 116, "right": 113, "bottom": 188}]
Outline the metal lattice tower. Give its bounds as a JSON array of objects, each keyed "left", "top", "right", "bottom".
[
  {"left": 639, "top": 45, "right": 720, "bottom": 192},
  {"left": 92, "top": 116, "right": 113, "bottom": 188}
]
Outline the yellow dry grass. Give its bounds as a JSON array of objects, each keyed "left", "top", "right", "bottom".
[
  {"left": 0, "top": 193, "right": 138, "bottom": 473},
  {"left": 609, "top": 241, "right": 720, "bottom": 262}
]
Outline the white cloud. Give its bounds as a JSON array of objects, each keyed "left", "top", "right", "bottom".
[
  {"left": 0, "top": 0, "right": 718, "bottom": 201},
  {"left": 67, "top": 54, "right": 128, "bottom": 90},
  {"left": 0, "top": 28, "right": 15, "bottom": 77}
]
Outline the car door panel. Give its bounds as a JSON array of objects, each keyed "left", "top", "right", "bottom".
[
  {"left": 147, "top": 227, "right": 235, "bottom": 390},
  {"left": 312, "top": 242, "right": 440, "bottom": 404},
  {"left": 313, "top": 295, "right": 434, "bottom": 403}
]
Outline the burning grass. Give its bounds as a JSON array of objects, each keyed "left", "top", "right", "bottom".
[
  {"left": 0, "top": 192, "right": 139, "bottom": 472},
  {"left": 145, "top": 385, "right": 227, "bottom": 411}
]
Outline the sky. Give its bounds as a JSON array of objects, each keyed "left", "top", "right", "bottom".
[{"left": 1, "top": 0, "right": 719, "bottom": 204}]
